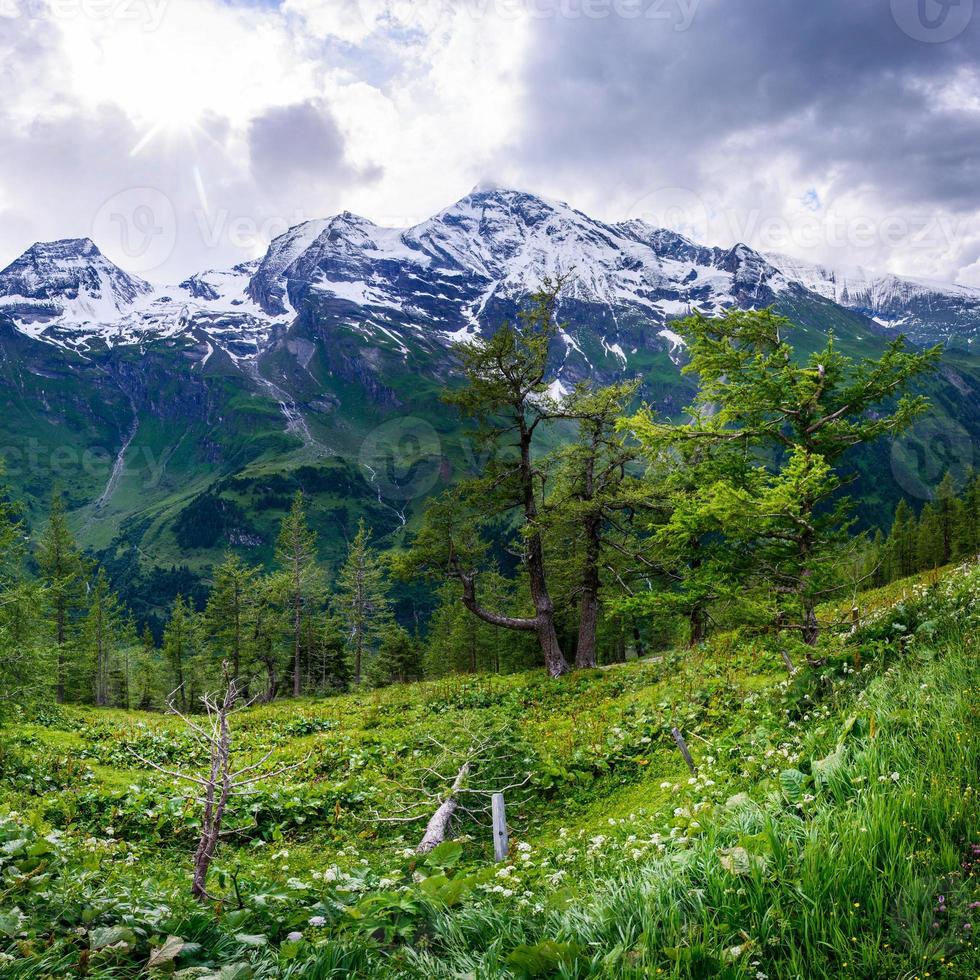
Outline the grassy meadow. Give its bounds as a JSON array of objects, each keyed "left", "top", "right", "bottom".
[{"left": 0, "top": 563, "right": 978, "bottom": 978}]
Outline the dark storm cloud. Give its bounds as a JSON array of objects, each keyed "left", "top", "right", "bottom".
[
  {"left": 248, "top": 99, "right": 383, "bottom": 188},
  {"left": 518, "top": 0, "right": 980, "bottom": 215}
]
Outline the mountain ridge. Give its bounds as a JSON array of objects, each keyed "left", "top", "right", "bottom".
[{"left": 2, "top": 189, "right": 976, "bottom": 366}]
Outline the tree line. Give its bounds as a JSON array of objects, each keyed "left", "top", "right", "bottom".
[
  {"left": 864, "top": 471, "right": 980, "bottom": 586},
  {"left": 0, "top": 281, "right": 955, "bottom": 711}
]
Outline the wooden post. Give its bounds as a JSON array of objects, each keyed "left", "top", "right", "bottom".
[
  {"left": 491, "top": 792, "right": 509, "bottom": 862},
  {"left": 671, "top": 726, "right": 697, "bottom": 776},
  {"left": 780, "top": 649, "right": 797, "bottom": 675}
]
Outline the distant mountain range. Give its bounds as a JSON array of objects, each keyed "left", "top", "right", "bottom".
[
  {"left": 0, "top": 187, "right": 976, "bottom": 626},
  {"left": 2, "top": 187, "right": 977, "bottom": 361}
]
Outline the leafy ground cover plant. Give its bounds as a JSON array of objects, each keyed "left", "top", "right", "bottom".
[{"left": 0, "top": 562, "right": 976, "bottom": 977}]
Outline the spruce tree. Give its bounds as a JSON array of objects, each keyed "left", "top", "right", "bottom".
[
  {"left": 275, "top": 491, "right": 320, "bottom": 697},
  {"left": 335, "top": 520, "right": 391, "bottom": 685},
  {"left": 36, "top": 492, "right": 86, "bottom": 703}
]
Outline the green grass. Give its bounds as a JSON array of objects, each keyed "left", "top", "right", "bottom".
[{"left": 1, "top": 563, "right": 978, "bottom": 977}]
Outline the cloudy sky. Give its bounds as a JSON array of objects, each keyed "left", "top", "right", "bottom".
[{"left": 2, "top": 0, "right": 979, "bottom": 284}]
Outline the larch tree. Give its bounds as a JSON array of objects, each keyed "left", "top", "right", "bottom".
[
  {"left": 163, "top": 595, "right": 199, "bottom": 711},
  {"left": 205, "top": 552, "right": 259, "bottom": 687},
  {"left": 421, "top": 281, "right": 570, "bottom": 677},
  {"left": 275, "top": 491, "right": 320, "bottom": 697},
  {"left": 547, "top": 380, "right": 644, "bottom": 668},
  {"left": 85, "top": 568, "right": 127, "bottom": 707},
  {"left": 661, "top": 308, "right": 939, "bottom": 647},
  {"left": 615, "top": 415, "right": 754, "bottom": 647},
  {"left": 251, "top": 574, "right": 286, "bottom": 702}
]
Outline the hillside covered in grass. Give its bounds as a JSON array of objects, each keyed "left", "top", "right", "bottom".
[{"left": 1, "top": 561, "right": 978, "bottom": 978}]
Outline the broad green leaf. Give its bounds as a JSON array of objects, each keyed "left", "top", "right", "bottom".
[{"left": 148, "top": 935, "right": 187, "bottom": 968}]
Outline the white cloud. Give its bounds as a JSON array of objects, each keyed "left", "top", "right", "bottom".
[
  {"left": 0, "top": 0, "right": 975, "bottom": 286},
  {"left": 0, "top": 0, "right": 530, "bottom": 280}
]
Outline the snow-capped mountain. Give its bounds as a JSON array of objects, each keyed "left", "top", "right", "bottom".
[
  {"left": 0, "top": 238, "right": 152, "bottom": 339},
  {"left": 0, "top": 188, "right": 808, "bottom": 365},
  {"left": 766, "top": 251, "right": 980, "bottom": 348},
  {"left": 248, "top": 187, "right": 797, "bottom": 339},
  {"left": 2, "top": 189, "right": 977, "bottom": 370}
]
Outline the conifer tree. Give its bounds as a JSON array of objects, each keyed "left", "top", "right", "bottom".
[
  {"left": 934, "top": 471, "right": 958, "bottom": 565},
  {"left": 163, "top": 596, "right": 199, "bottom": 711},
  {"left": 916, "top": 502, "right": 944, "bottom": 570},
  {"left": 618, "top": 417, "right": 753, "bottom": 647},
  {"left": 547, "top": 380, "right": 643, "bottom": 668},
  {"left": 85, "top": 568, "right": 127, "bottom": 706},
  {"left": 650, "top": 308, "right": 939, "bottom": 647},
  {"left": 423, "top": 575, "right": 532, "bottom": 676},
  {"left": 275, "top": 492, "right": 320, "bottom": 697},
  {"left": 335, "top": 520, "right": 391, "bottom": 685},
  {"left": 205, "top": 553, "right": 259, "bottom": 685},
  {"left": 0, "top": 465, "right": 43, "bottom": 720},
  {"left": 955, "top": 472, "right": 980, "bottom": 557},
  {"left": 309, "top": 613, "right": 349, "bottom": 692},
  {"left": 36, "top": 492, "right": 86, "bottom": 703},
  {"left": 888, "top": 498, "right": 918, "bottom": 579},
  {"left": 128, "top": 624, "right": 160, "bottom": 709},
  {"left": 365, "top": 623, "right": 423, "bottom": 687},
  {"left": 252, "top": 574, "right": 286, "bottom": 702},
  {"left": 411, "top": 282, "right": 570, "bottom": 677}
]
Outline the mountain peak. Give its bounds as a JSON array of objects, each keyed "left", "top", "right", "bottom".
[
  {"left": 0, "top": 236, "right": 151, "bottom": 326},
  {"left": 15, "top": 237, "right": 101, "bottom": 262},
  {"left": 469, "top": 179, "right": 513, "bottom": 196}
]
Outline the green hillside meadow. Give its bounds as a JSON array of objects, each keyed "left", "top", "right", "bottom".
[{"left": 1, "top": 561, "right": 978, "bottom": 978}]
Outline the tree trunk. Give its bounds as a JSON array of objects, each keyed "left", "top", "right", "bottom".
[
  {"left": 192, "top": 696, "right": 232, "bottom": 901},
  {"left": 415, "top": 763, "right": 470, "bottom": 854},
  {"left": 689, "top": 604, "right": 707, "bottom": 647},
  {"left": 575, "top": 592, "right": 598, "bottom": 669},
  {"left": 631, "top": 620, "right": 644, "bottom": 658},
  {"left": 575, "top": 515, "right": 601, "bottom": 669},
  {"left": 265, "top": 656, "right": 277, "bottom": 702},
  {"left": 520, "top": 415, "right": 568, "bottom": 677},
  {"left": 801, "top": 601, "right": 820, "bottom": 646},
  {"left": 293, "top": 589, "right": 302, "bottom": 697}
]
